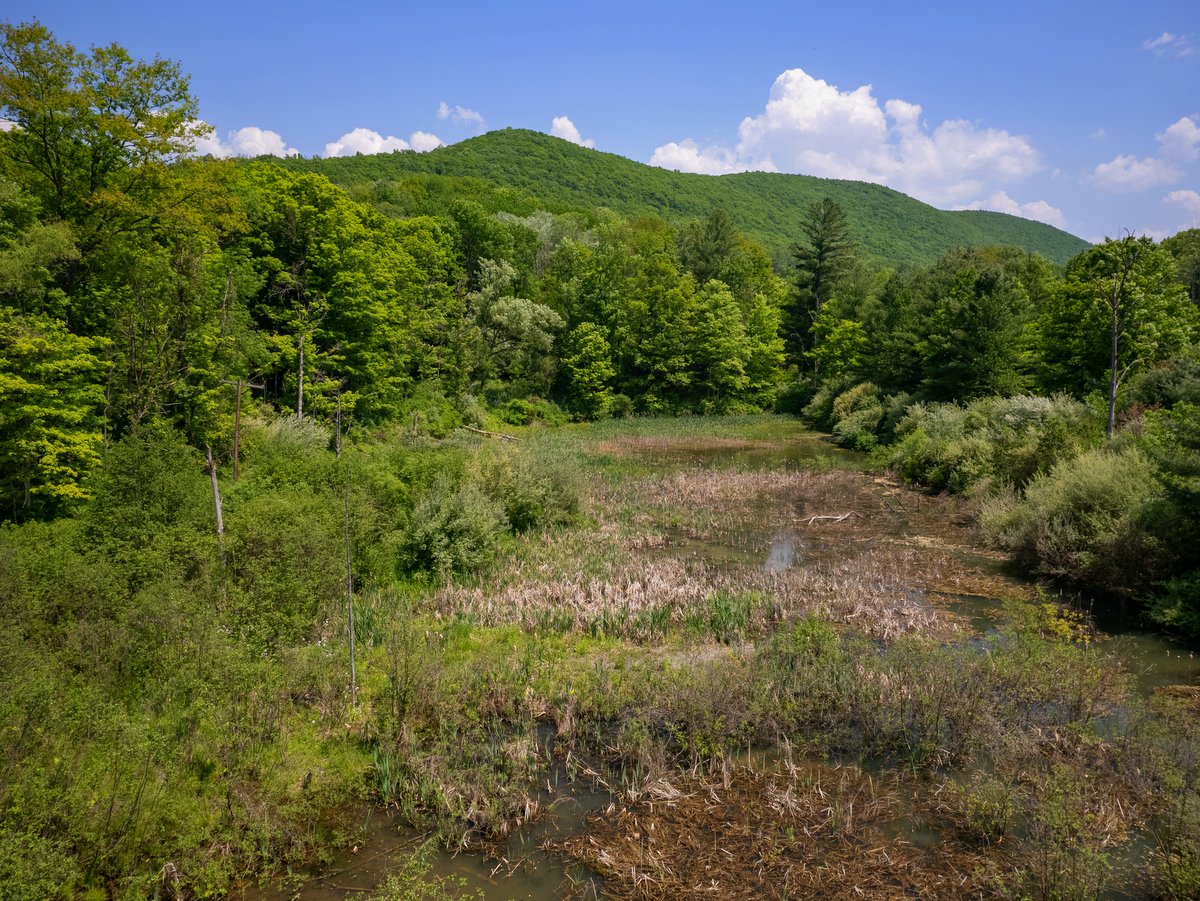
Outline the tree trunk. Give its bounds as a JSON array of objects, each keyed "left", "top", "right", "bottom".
[
  {"left": 297, "top": 333, "right": 304, "bottom": 419},
  {"left": 206, "top": 444, "right": 224, "bottom": 543},
  {"left": 233, "top": 378, "right": 242, "bottom": 481},
  {"left": 1108, "top": 280, "right": 1119, "bottom": 440}
]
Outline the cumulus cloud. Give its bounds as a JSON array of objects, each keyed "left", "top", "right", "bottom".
[
  {"left": 959, "top": 191, "right": 1067, "bottom": 228},
  {"left": 650, "top": 68, "right": 1041, "bottom": 207},
  {"left": 1159, "top": 116, "right": 1200, "bottom": 162},
  {"left": 409, "top": 131, "right": 443, "bottom": 152},
  {"left": 649, "top": 140, "right": 754, "bottom": 175},
  {"left": 1092, "top": 154, "right": 1184, "bottom": 191},
  {"left": 550, "top": 115, "right": 595, "bottom": 148},
  {"left": 324, "top": 128, "right": 409, "bottom": 157},
  {"left": 1165, "top": 189, "right": 1200, "bottom": 215},
  {"left": 1090, "top": 116, "right": 1198, "bottom": 192},
  {"left": 0, "top": 118, "right": 16, "bottom": 132},
  {"left": 437, "top": 102, "right": 485, "bottom": 129},
  {"left": 193, "top": 124, "right": 299, "bottom": 158},
  {"left": 1143, "top": 32, "right": 1194, "bottom": 58},
  {"left": 322, "top": 127, "right": 444, "bottom": 157}
]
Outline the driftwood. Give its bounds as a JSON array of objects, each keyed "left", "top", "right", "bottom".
[
  {"left": 803, "top": 511, "right": 860, "bottom": 525},
  {"left": 463, "top": 426, "right": 520, "bottom": 441}
]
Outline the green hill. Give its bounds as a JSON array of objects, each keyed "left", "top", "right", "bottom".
[{"left": 278, "top": 129, "right": 1089, "bottom": 267}]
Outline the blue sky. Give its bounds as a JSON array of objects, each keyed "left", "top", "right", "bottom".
[{"left": 7, "top": 0, "right": 1200, "bottom": 242}]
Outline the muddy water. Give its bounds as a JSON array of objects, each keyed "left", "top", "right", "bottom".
[{"left": 252, "top": 425, "right": 1199, "bottom": 899}]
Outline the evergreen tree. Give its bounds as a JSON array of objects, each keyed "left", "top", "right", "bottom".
[{"left": 785, "top": 197, "right": 855, "bottom": 366}]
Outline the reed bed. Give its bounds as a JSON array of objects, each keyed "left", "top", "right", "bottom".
[
  {"left": 553, "top": 763, "right": 1001, "bottom": 900},
  {"left": 430, "top": 546, "right": 951, "bottom": 642}
]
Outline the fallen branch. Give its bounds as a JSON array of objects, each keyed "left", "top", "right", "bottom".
[
  {"left": 462, "top": 426, "right": 520, "bottom": 441},
  {"left": 804, "top": 511, "right": 861, "bottom": 525}
]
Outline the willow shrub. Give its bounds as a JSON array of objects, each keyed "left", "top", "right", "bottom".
[
  {"left": 887, "top": 394, "right": 1099, "bottom": 494},
  {"left": 981, "top": 446, "right": 1163, "bottom": 595}
]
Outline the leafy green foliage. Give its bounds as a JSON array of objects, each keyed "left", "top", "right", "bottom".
[
  {"left": 0, "top": 308, "right": 105, "bottom": 518},
  {"left": 0, "top": 20, "right": 208, "bottom": 242},
  {"left": 1039, "top": 237, "right": 1198, "bottom": 401},
  {"left": 981, "top": 446, "right": 1164, "bottom": 593}
]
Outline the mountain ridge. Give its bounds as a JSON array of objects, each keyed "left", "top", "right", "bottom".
[{"left": 277, "top": 129, "right": 1089, "bottom": 267}]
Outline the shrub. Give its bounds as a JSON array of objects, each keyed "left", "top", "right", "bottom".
[
  {"left": 981, "top": 446, "right": 1163, "bottom": 594},
  {"left": 497, "top": 396, "right": 568, "bottom": 426},
  {"left": 1147, "top": 572, "right": 1200, "bottom": 637},
  {"left": 467, "top": 438, "right": 583, "bottom": 533},
  {"left": 886, "top": 395, "right": 1099, "bottom": 493},
  {"left": 818, "top": 382, "right": 885, "bottom": 450},
  {"left": 801, "top": 375, "right": 855, "bottom": 429},
  {"left": 225, "top": 488, "right": 344, "bottom": 648},
  {"left": 1127, "top": 353, "right": 1200, "bottom": 410},
  {"left": 609, "top": 393, "right": 634, "bottom": 418},
  {"left": 774, "top": 377, "right": 817, "bottom": 415},
  {"left": 398, "top": 383, "right": 465, "bottom": 438},
  {"left": 399, "top": 477, "right": 507, "bottom": 579}
]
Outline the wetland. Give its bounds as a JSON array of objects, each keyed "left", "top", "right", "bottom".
[{"left": 241, "top": 416, "right": 1200, "bottom": 900}]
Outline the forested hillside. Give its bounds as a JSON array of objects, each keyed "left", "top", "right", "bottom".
[{"left": 280, "top": 129, "right": 1091, "bottom": 266}]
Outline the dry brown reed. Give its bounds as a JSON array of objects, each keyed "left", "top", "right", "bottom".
[
  {"left": 425, "top": 466, "right": 1019, "bottom": 641},
  {"left": 592, "top": 436, "right": 777, "bottom": 458},
  {"left": 553, "top": 763, "right": 1002, "bottom": 900},
  {"left": 430, "top": 545, "right": 953, "bottom": 641}
]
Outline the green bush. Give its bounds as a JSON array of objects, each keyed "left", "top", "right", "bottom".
[
  {"left": 468, "top": 438, "right": 583, "bottom": 533},
  {"left": 774, "top": 377, "right": 817, "bottom": 415},
  {"left": 981, "top": 446, "right": 1163, "bottom": 594},
  {"left": 497, "top": 396, "right": 567, "bottom": 426},
  {"left": 399, "top": 477, "right": 507, "bottom": 578},
  {"left": 226, "top": 488, "right": 344, "bottom": 648},
  {"left": 1127, "top": 353, "right": 1200, "bottom": 410},
  {"left": 886, "top": 394, "right": 1099, "bottom": 493},
  {"left": 1147, "top": 572, "right": 1200, "bottom": 637},
  {"left": 398, "top": 383, "right": 465, "bottom": 438},
  {"left": 801, "top": 375, "right": 855, "bottom": 429}
]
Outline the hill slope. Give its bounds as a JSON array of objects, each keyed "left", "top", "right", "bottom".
[{"left": 279, "top": 129, "right": 1089, "bottom": 267}]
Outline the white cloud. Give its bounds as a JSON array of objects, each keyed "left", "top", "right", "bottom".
[
  {"left": 324, "top": 127, "right": 410, "bottom": 157},
  {"left": 437, "top": 102, "right": 485, "bottom": 128},
  {"left": 1090, "top": 116, "right": 1199, "bottom": 193},
  {"left": 1091, "top": 153, "right": 1183, "bottom": 191},
  {"left": 0, "top": 118, "right": 16, "bottom": 132},
  {"left": 1165, "top": 189, "right": 1200, "bottom": 214},
  {"left": 650, "top": 68, "right": 1041, "bottom": 207},
  {"left": 958, "top": 191, "right": 1066, "bottom": 228},
  {"left": 550, "top": 115, "right": 595, "bottom": 148},
  {"left": 1143, "top": 32, "right": 1195, "bottom": 58},
  {"left": 322, "top": 127, "right": 444, "bottom": 157},
  {"left": 409, "top": 131, "right": 443, "bottom": 152},
  {"left": 649, "top": 140, "right": 753, "bottom": 176},
  {"left": 194, "top": 124, "right": 300, "bottom": 158},
  {"left": 228, "top": 126, "right": 300, "bottom": 158},
  {"left": 1158, "top": 116, "right": 1200, "bottom": 162},
  {"left": 1089, "top": 128, "right": 1106, "bottom": 141}
]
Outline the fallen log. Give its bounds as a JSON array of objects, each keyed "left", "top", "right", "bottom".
[
  {"left": 803, "top": 511, "right": 861, "bottom": 525},
  {"left": 462, "top": 425, "right": 520, "bottom": 441}
]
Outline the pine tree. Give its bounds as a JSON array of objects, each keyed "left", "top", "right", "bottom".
[{"left": 785, "top": 198, "right": 855, "bottom": 366}]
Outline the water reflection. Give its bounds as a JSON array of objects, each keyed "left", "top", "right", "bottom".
[{"left": 763, "top": 533, "right": 799, "bottom": 573}]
